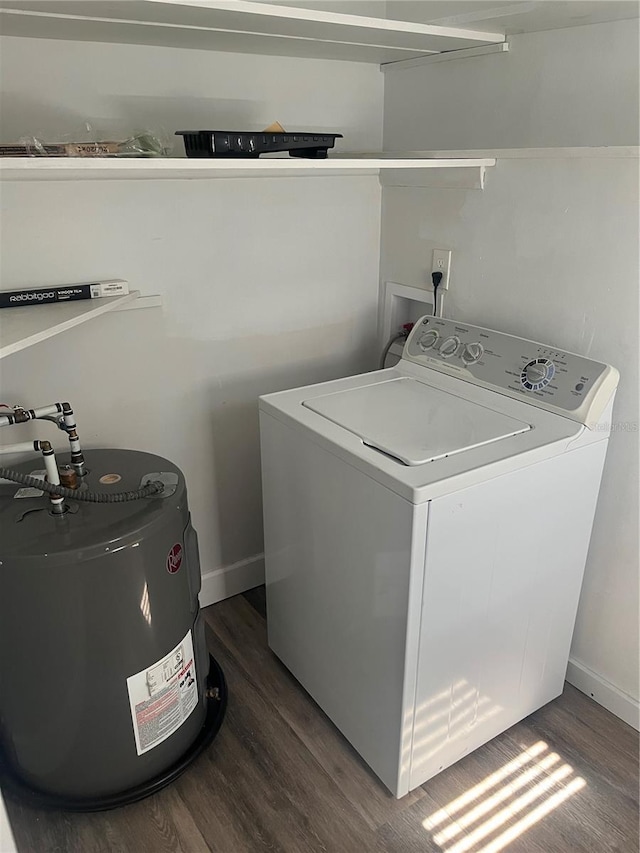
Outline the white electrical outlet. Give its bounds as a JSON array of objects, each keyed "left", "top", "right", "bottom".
[{"left": 432, "top": 249, "right": 452, "bottom": 291}]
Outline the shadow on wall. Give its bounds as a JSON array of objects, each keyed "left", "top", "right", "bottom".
[
  {"left": 0, "top": 93, "right": 348, "bottom": 148},
  {"left": 0, "top": 96, "right": 81, "bottom": 144},
  {"left": 206, "top": 331, "right": 377, "bottom": 568},
  {"left": 0, "top": 93, "right": 264, "bottom": 146}
]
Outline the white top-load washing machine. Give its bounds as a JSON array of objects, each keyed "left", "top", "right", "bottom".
[{"left": 259, "top": 316, "right": 618, "bottom": 798}]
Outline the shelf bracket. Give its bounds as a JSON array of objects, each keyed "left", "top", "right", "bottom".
[
  {"left": 382, "top": 42, "right": 509, "bottom": 72},
  {"left": 380, "top": 164, "right": 489, "bottom": 190}
]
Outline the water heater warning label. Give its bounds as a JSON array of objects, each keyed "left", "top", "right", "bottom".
[{"left": 126, "top": 629, "right": 198, "bottom": 756}]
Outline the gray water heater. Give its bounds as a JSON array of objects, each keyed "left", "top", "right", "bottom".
[{"left": 0, "top": 445, "right": 226, "bottom": 810}]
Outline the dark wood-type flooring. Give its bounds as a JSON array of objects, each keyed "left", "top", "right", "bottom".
[{"left": 4, "top": 589, "right": 639, "bottom": 853}]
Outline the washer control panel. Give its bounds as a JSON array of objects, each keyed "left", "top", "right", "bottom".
[{"left": 405, "top": 316, "right": 618, "bottom": 423}]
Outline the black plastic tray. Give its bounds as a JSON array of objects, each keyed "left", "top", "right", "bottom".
[{"left": 176, "top": 130, "right": 342, "bottom": 159}]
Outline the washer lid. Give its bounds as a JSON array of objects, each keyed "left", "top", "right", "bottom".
[{"left": 302, "top": 377, "right": 531, "bottom": 466}]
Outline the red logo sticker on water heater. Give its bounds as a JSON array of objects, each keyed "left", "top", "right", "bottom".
[{"left": 167, "top": 543, "right": 183, "bottom": 574}]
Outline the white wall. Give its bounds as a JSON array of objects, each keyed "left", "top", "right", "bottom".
[
  {"left": 0, "top": 36, "right": 383, "bottom": 599},
  {"left": 381, "top": 20, "right": 640, "bottom": 715},
  {"left": 0, "top": 35, "right": 383, "bottom": 149},
  {"left": 384, "top": 19, "right": 639, "bottom": 149}
]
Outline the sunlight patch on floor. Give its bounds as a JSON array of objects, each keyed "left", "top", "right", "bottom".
[{"left": 422, "top": 741, "right": 586, "bottom": 852}]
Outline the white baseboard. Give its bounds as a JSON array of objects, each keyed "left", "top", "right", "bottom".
[
  {"left": 199, "top": 553, "right": 265, "bottom": 608},
  {"left": 566, "top": 658, "right": 640, "bottom": 731}
]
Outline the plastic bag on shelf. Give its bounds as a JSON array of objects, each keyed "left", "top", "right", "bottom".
[{"left": 1, "top": 124, "right": 172, "bottom": 157}]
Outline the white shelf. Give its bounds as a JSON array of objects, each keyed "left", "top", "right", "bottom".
[
  {"left": 0, "top": 0, "right": 505, "bottom": 63},
  {"left": 0, "top": 156, "right": 496, "bottom": 182},
  {"left": 0, "top": 291, "right": 161, "bottom": 359}
]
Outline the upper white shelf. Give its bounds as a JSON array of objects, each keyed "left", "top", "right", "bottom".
[
  {"left": 0, "top": 291, "right": 161, "bottom": 359},
  {"left": 0, "top": 0, "right": 505, "bottom": 63},
  {"left": 0, "top": 156, "right": 496, "bottom": 184}
]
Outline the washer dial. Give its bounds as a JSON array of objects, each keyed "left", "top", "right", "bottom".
[
  {"left": 461, "top": 342, "right": 484, "bottom": 365},
  {"left": 439, "top": 335, "right": 461, "bottom": 358},
  {"left": 521, "top": 358, "right": 555, "bottom": 391},
  {"left": 418, "top": 329, "right": 439, "bottom": 351}
]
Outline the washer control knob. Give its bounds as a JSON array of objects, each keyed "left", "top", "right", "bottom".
[
  {"left": 439, "top": 335, "right": 461, "bottom": 358},
  {"left": 418, "top": 329, "right": 439, "bottom": 351},
  {"left": 526, "top": 363, "right": 547, "bottom": 383},
  {"left": 521, "top": 358, "right": 555, "bottom": 390},
  {"left": 461, "top": 342, "right": 484, "bottom": 365}
]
